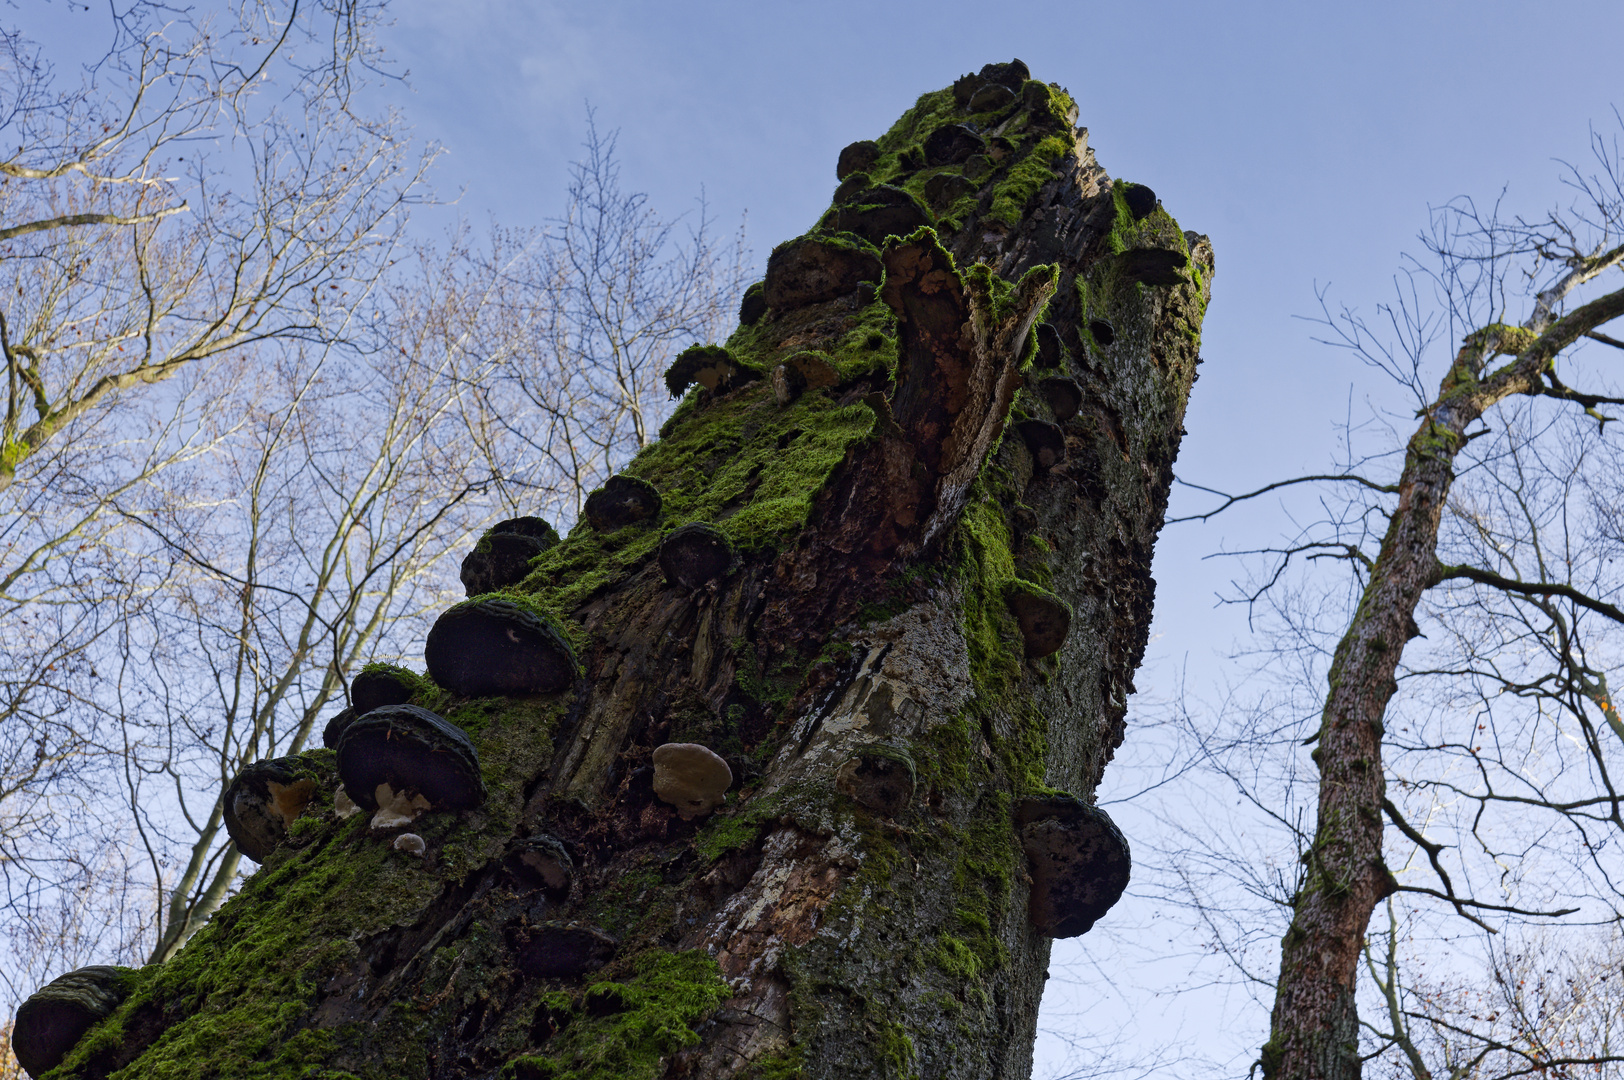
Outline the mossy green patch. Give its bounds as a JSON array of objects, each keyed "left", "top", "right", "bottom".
[{"left": 500, "top": 950, "right": 732, "bottom": 1080}]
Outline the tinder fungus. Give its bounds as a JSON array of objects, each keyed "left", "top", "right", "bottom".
[
  {"left": 651, "top": 742, "right": 733, "bottom": 820},
  {"left": 1121, "top": 183, "right": 1158, "bottom": 221},
  {"left": 763, "top": 235, "right": 884, "bottom": 312},
  {"left": 658, "top": 523, "right": 735, "bottom": 591},
  {"left": 1018, "top": 795, "right": 1131, "bottom": 938},
  {"left": 835, "top": 745, "right": 917, "bottom": 817},
  {"left": 583, "top": 474, "right": 662, "bottom": 532},
  {"left": 350, "top": 663, "right": 422, "bottom": 715},
  {"left": 836, "top": 139, "right": 881, "bottom": 180},
  {"left": 1016, "top": 419, "right": 1067, "bottom": 470},
  {"left": 424, "top": 597, "right": 577, "bottom": 697},
  {"left": 924, "top": 172, "right": 976, "bottom": 212},
  {"left": 506, "top": 834, "right": 574, "bottom": 903},
  {"left": 393, "top": 832, "right": 426, "bottom": 857},
  {"left": 461, "top": 518, "right": 559, "bottom": 596},
  {"left": 824, "top": 185, "right": 933, "bottom": 247},
  {"left": 1038, "top": 377, "right": 1084, "bottom": 422},
  {"left": 968, "top": 82, "right": 1015, "bottom": 112},
  {"left": 224, "top": 756, "right": 319, "bottom": 863},
  {"left": 13, "top": 966, "right": 134, "bottom": 1078},
  {"left": 335, "top": 705, "right": 486, "bottom": 826},
  {"left": 1033, "top": 322, "right": 1063, "bottom": 369},
  {"left": 1118, "top": 248, "right": 1188, "bottom": 286},
  {"left": 738, "top": 282, "right": 767, "bottom": 326},
  {"left": 924, "top": 123, "right": 986, "bottom": 167},
  {"left": 665, "top": 344, "right": 756, "bottom": 399},
  {"left": 513, "top": 923, "right": 618, "bottom": 980},
  {"left": 773, "top": 350, "right": 840, "bottom": 405},
  {"left": 1088, "top": 318, "right": 1116, "bottom": 346},
  {"left": 1005, "top": 581, "right": 1073, "bottom": 659},
  {"left": 322, "top": 706, "right": 358, "bottom": 750}
]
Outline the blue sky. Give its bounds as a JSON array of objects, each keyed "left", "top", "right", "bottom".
[{"left": 371, "top": 1, "right": 1624, "bottom": 1073}]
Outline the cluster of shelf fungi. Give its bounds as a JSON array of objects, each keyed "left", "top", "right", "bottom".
[{"left": 13, "top": 71, "right": 1145, "bottom": 1074}]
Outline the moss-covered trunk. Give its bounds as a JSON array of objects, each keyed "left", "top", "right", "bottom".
[{"left": 39, "top": 62, "right": 1210, "bottom": 1080}]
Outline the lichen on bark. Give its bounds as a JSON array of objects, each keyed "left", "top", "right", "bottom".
[{"left": 45, "top": 60, "right": 1211, "bottom": 1080}]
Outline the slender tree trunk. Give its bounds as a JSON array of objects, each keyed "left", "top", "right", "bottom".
[
  {"left": 1262, "top": 283, "right": 1624, "bottom": 1078},
  {"left": 46, "top": 66, "right": 1211, "bottom": 1080}
]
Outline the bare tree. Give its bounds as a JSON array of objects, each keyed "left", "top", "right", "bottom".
[{"left": 1173, "top": 118, "right": 1624, "bottom": 1080}]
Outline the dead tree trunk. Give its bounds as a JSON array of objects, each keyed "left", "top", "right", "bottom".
[{"left": 31, "top": 62, "right": 1210, "bottom": 1080}]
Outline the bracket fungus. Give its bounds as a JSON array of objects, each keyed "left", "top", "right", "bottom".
[
  {"left": 322, "top": 706, "right": 359, "bottom": 750},
  {"left": 13, "top": 966, "right": 135, "bottom": 1078},
  {"left": 583, "top": 474, "right": 662, "bottom": 532},
  {"left": 1015, "top": 418, "right": 1067, "bottom": 470},
  {"left": 1032, "top": 322, "right": 1063, "bottom": 368},
  {"left": 658, "top": 523, "right": 736, "bottom": 591},
  {"left": 505, "top": 834, "right": 574, "bottom": 903},
  {"left": 1121, "top": 183, "right": 1158, "bottom": 221},
  {"left": 772, "top": 350, "right": 839, "bottom": 405},
  {"left": 923, "top": 171, "right": 975, "bottom": 212},
  {"left": 1017, "top": 795, "right": 1131, "bottom": 938},
  {"left": 424, "top": 597, "right": 578, "bottom": 697},
  {"left": 1005, "top": 580, "right": 1073, "bottom": 658},
  {"left": 1118, "top": 247, "right": 1189, "bottom": 287},
  {"left": 651, "top": 742, "right": 733, "bottom": 820},
  {"left": 393, "top": 832, "right": 426, "bottom": 857},
  {"left": 763, "top": 234, "right": 884, "bottom": 313},
  {"left": 512, "top": 923, "right": 618, "bottom": 980},
  {"left": 823, "top": 185, "right": 934, "bottom": 247},
  {"left": 835, "top": 745, "right": 917, "bottom": 817},
  {"left": 664, "top": 344, "right": 758, "bottom": 399},
  {"left": 835, "top": 138, "right": 880, "bottom": 180},
  {"left": 460, "top": 518, "right": 560, "bottom": 596},
  {"left": 923, "top": 123, "right": 986, "bottom": 167},
  {"left": 223, "top": 756, "right": 319, "bottom": 863},
  {"left": 335, "top": 705, "right": 486, "bottom": 826},
  {"left": 349, "top": 663, "right": 424, "bottom": 715},
  {"left": 1038, "top": 377, "right": 1084, "bottom": 422},
  {"left": 967, "top": 82, "right": 1015, "bottom": 112},
  {"left": 1087, "top": 318, "right": 1116, "bottom": 346},
  {"left": 738, "top": 281, "right": 767, "bottom": 326}
]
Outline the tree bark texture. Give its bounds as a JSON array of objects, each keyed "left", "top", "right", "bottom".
[
  {"left": 1262, "top": 287, "right": 1624, "bottom": 1080},
  {"left": 45, "top": 64, "right": 1212, "bottom": 1080}
]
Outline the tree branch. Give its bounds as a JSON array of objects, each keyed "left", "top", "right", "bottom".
[
  {"left": 1433, "top": 562, "right": 1624, "bottom": 625},
  {"left": 0, "top": 203, "right": 188, "bottom": 243}
]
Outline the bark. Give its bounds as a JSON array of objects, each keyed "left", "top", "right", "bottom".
[
  {"left": 41, "top": 65, "right": 1211, "bottom": 1080},
  {"left": 1262, "top": 269, "right": 1624, "bottom": 1079}
]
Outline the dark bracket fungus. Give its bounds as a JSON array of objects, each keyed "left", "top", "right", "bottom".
[
  {"left": 923, "top": 123, "right": 986, "bottom": 167},
  {"left": 823, "top": 186, "right": 934, "bottom": 248},
  {"left": 1118, "top": 247, "right": 1189, "bottom": 286},
  {"left": 835, "top": 745, "right": 917, "bottom": 817},
  {"left": 1038, "top": 377, "right": 1084, "bottom": 422},
  {"left": 321, "top": 706, "right": 358, "bottom": 750},
  {"left": 491, "top": 516, "right": 562, "bottom": 544},
  {"left": 224, "top": 756, "right": 319, "bottom": 863},
  {"left": 350, "top": 663, "right": 423, "bottom": 715},
  {"left": 951, "top": 58, "right": 1030, "bottom": 107},
  {"left": 1016, "top": 419, "right": 1067, "bottom": 470},
  {"left": 651, "top": 742, "right": 733, "bottom": 820},
  {"left": 13, "top": 966, "right": 135, "bottom": 1078},
  {"left": 664, "top": 344, "right": 759, "bottom": 399},
  {"left": 1087, "top": 318, "right": 1116, "bottom": 346},
  {"left": 511, "top": 923, "right": 617, "bottom": 980},
  {"left": 1033, "top": 322, "right": 1063, "bottom": 368},
  {"left": 923, "top": 171, "right": 975, "bottom": 212},
  {"left": 461, "top": 532, "right": 550, "bottom": 596},
  {"left": 1017, "top": 795, "right": 1132, "bottom": 938},
  {"left": 424, "top": 597, "right": 578, "bottom": 697},
  {"left": 737, "top": 281, "right": 767, "bottom": 326},
  {"left": 658, "top": 523, "right": 736, "bottom": 591},
  {"left": 1122, "top": 183, "right": 1158, "bottom": 221},
  {"left": 505, "top": 834, "right": 574, "bottom": 903},
  {"left": 773, "top": 350, "right": 840, "bottom": 405},
  {"left": 835, "top": 139, "right": 880, "bottom": 180},
  {"left": 967, "top": 82, "right": 1015, "bottom": 112},
  {"left": 762, "top": 234, "right": 885, "bottom": 313},
  {"left": 583, "top": 474, "right": 662, "bottom": 532},
  {"left": 1004, "top": 580, "right": 1073, "bottom": 659},
  {"left": 335, "top": 705, "right": 486, "bottom": 823}
]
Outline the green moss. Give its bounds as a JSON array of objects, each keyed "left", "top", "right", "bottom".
[
  {"left": 986, "top": 135, "right": 1071, "bottom": 228},
  {"left": 525, "top": 384, "right": 874, "bottom": 616},
  {"left": 501, "top": 950, "right": 732, "bottom": 1080}
]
